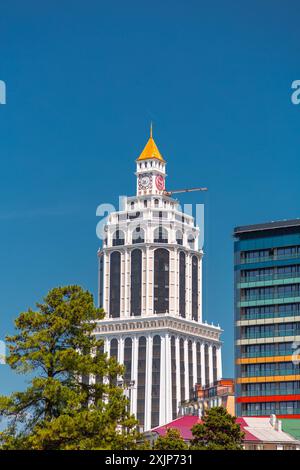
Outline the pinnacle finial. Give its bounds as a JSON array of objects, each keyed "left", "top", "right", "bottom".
[{"left": 150, "top": 121, "right": 153, "bottom": 138}]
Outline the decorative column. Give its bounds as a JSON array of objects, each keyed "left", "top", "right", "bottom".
[
  {"left": 175, "top": 336, "right": 181, "bottom": 408},
  {"left": 216, "top": 345, "right": 222, "bottom": 380},
  {"left": 144, "top": 335, "right": 153, "bottom": 431},
  {"left": 131, "top": 337, "right": 139, "bottom": 416},
  {"left": 208, "top": 344, "right": 214, "bottom": 385},
  {"left": 184, "top": 339, "right": 189, "bottom": 401},
  {"left": 192, "top": 340, "right": 197, "bottom": 390},
  {"left": 200, "top": 342, "right": 205, "bottom": 386},
  {"left": 118, "top": 337, "right": 124, "bottom": 365},
  {"left": 165, "top": 333, "right": 172, "bottom": 423}
]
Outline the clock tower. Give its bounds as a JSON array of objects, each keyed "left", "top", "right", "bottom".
[{"left": 136, "top": 125, "right": 166, "bottom": 196}]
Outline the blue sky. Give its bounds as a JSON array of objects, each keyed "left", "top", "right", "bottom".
[{"left": 0, "top": 0, "right": 299, "bottom": 395}]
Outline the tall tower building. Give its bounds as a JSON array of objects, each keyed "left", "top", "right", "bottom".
[
  {"left": 234, "top": 220, "right": 300, "bottom": 418},
  {"left": 96, "top": 129, "right": 223, "bottom": 431}
]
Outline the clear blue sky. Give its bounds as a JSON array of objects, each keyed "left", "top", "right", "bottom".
[{"left": 0, "top": 0, "right": 299, "bottom": 395}]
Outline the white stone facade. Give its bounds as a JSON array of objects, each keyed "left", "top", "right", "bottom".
[{"left": 96, "top": 135, "right": 222, "bottom": 431}]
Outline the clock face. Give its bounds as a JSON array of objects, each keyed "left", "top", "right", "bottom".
[
  {"left": 139, "top": 174, "right": 152, "bottom": 189},
  {"left": 156, "top": 175, "right": 165, "bottom": 191}
]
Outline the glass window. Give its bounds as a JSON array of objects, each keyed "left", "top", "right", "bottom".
[
  {"left": 171, "top": 336, "right": 177, "bottom": 419},
  {"left": 180, "top": 338, "right": 185, "bottom": 401},
  {"left": 154, "top": 249, "right": 169, "bottom": 314},
  {"left": 151, "top": 335, "right": 161, "bottom": 428},
  {"left": 192, "top": 256, "right": 199, "bottom": 321},
  {"left": 137, "top": 337, "right": 146, "bottom": 427},
  {"left": 179, "top": 251, "right": 186, "bottom": 318},
  {"left": 131, "top": 249, "right": 142, "bottom": 316},
  {"left": 124, "top": 338, "right": 132, "bottom": 383},
  {"left": 109, "top": 251, "right": 121, "bottom": 318},
  {"left": 112, "top": 229, "right": 125, "bottom": 246}
]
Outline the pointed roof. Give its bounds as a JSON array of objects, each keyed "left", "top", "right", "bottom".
[{"left": 137, "top": 124, "right": 165, "bottom": 162}]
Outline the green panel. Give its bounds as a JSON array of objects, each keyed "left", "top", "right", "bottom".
[
  {"left": 239, "top": 296, "right": 300, "bottom": 307},
  {"left": 281, "top": 419, "right": 300, "bottom": 440},
  {"left": 238, "top": 277, "right": 300, "bottom": 289}
]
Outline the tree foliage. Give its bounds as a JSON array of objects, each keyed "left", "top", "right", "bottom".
[
  {"left": 190, "top": 407, "right": 244, "bottom": 450},
  {"left": 0, "top": 286, "right": 140, "bottom": 450},
  {"left": 152, "top": 428, "right": 188, "bottom": 450}
]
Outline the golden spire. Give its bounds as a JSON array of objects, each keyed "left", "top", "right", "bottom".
[{"left": 137, "top": 124, "right": 165, "bottom": 162}]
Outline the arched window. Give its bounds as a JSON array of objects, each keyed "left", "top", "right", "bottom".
[
  {"left": 213, "top": 346, "right": 217, "bottom": 383},
  {"left": 131, "top": 201, "right": 135, "bottom": 210},
  {"left": 188, "top": 340, "right": 193, "bottom": 398},
  {"left": 154, "top": 249, "right": 169, "bottom": 313},
  {"left": 171, "top": 336, "right": 177, "bottom": 419},
  {"left": 132, "top": 226, "right": 145, "bottom": 244},
  {"left": 154, "top": 226, "right": 168, "bottom": 243},
  {"left": 131, "top": 249, "right": 142, "bottom": 316},
  {"left": 154, "top": 199, "right": 159, "bottom": 208},
  {"left": 112, "top": 229, "right": 125, "bottom": 246},
  {"left": 137, "top": 337, "right": 146, "bottom": 427},
  {"left": 124, "top": 338, "right": 132, "bottom": 383},
  {"left": 188, "top": 234, "right": 195, "bottom": 250},
  {"left": 176, "top": 230, "right": 183, "bottom": 245},
  {"left": 99, "top": 254, "right": 104, "bottom": 309},
  {"left": 192, "top": 255, "right": 199, "bottom": 321},
  {"left": 110, "top": 251, "right": 121, "bottom": 318},
  {"left": 151, "top": 335, "right": 161, "bottom": 428},
  {"left": 179, "top": 251, "right": 186, "bottom": 318},
  {"left": 180, "top": 338, "right": 185, "bottom": 401},
  {"left": 144, "top": 200, "right": 147, "bottom": 208}
]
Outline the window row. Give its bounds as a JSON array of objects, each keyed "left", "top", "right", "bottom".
[
  {"left": 241, "top": 381, "right": 300, "bottom": 397},
  {"left": 241, "top": 362, "right": 300, "bottom": 377},
  {"left": 241, "top": 342, "right": 294, "bottom": 359},
  {"left": 241, "top": 264, "right": 300, "bottom": 282},
  {"left": 109, "top": 249, "right": 199, "bottom": 321},
  {"left": 241, "top": 284, "right": 300, "bottom": 301},
  {"left": 240, "top": 245, "right": 300, "bottom": 264},
  {"left": 240, "top": 303, "right": 300, "bottom": 320},
  {"left": 240, "top": 322, "right": 300, "bottom": 340},
  {"left": 242, "top": 401, "right": 300, "bottom": 416},
  {"left": 106, "top": 228, "right": 196, "bottom": 249}
]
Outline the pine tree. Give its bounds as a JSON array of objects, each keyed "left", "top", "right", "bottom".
[
  {"left": 0, "top": 286, "right": 140, "bottom": 450},
  {"left": 152, "top": 428, "right": 188, "bottom": 450},
  {"left": 190, "top": 407, "right": 244, "bottom": 450}
]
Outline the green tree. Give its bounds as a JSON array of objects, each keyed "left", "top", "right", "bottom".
[
  {"left": 0, "top": 285, "right": 140, "bottom": 450},
  {"left": 190, "top": 407, "right": 244, "bottom": 450},
  {"left": 152, "top": 428, "right": 188, "bottom": 450}
]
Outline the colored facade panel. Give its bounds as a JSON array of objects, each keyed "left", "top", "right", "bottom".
[{"left": 234, "top": 220, "right": 300, "bottom": 417}]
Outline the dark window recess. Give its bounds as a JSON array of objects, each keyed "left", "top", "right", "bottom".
[
  {"left": 188, "top": 340, "right": 194, "bottom": 399},
  {"left": 180, "top": 338, "right": 185, "bottom": 401},
  {"left": 131, "top": 249, "right": 142, "bottom": 316},
  {"left": 205, "top": 344, "right": 209, "bottom": 387},
  {"left": 109, "top": 339, "right": 118, "bottom": 386},
  {"left": 112, "top": 229, "right": 125, "bottom": 246},
  {"left": 124, "top": 338, "right": 132, "bottom": 383},
  {"left": 154, "top": 248, "right": 169, "bottom": 313},
  {"left": 151, "top": 335, "right": 161, "bottom": 428},
  {"left": 196, "top": 343, "right": 201, "bottom": 384},
  {"left": 137, "top": 337, "right": 146, "bottom": 427},
  {"left": 192, "top": 256, "right": 199, "bottom": 321},
  {"left": 179, "top": 251, "right": 186, "bottom": 318},
  {"left": 109, "top": 251, "right": 121, "bottom": 318},
  {"left": 171, "top": 336, "right": 177, "bottom": 419},
  {"left": 213, "top": 346, "right": 218, "bottom": 382}
]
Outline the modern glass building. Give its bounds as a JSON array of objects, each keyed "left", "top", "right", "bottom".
[{"left": 234, "top": 220, "right": 300, "bottom": 418}]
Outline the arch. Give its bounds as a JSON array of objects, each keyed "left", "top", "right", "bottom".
[
  {"left": 131, "top": 249, "right": 142, "bottom": 316},
  {"left": 132, "top": 226, "right": 145, "bottom": 244},
  {"left": 154, "top": 248, "right": 169, "bottom": 314},
  {"left": 151, "top": 335, "right": 161, "bottom": 428},
  {"left": 112, "top": 229, "right": 125, "bottom": 246},
  {"left": 192, "top": 255, "right": 199, "bottom": 321},
  {"left": 154, "top": 226, "right": 168, "bottom": 243},
  {"left": 109, "top": 251, "right": 121, "bottom": 318}
]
